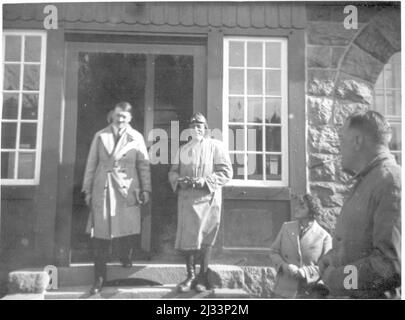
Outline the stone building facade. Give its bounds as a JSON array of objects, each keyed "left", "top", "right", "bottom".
[
  {"left": 0, "top": 2, "right": 401, "bottom": 271},
  {"left": 306, "top": 4, "right": 401, "bottom": 233}
]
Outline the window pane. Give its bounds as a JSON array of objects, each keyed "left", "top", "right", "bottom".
[
  {"left": 1, "top": 122, "right": 17, "bottom": 148},
  {"left": 265, "top": 98, "right": 281, "bottom": 124},
  {"left": 20, "top": 123, "right": 37, "bottom": 149},
  {"left": 247, "top": 153, "right": 263, "bottom": 180},
  {"left": 247, "top": 125, "right": 262, "bottom": 152},
  {"left": 18, "top": 152, "right": 35, "bottom": 179},
  {"left": 2, "top": 93, "right": 19, "bottom": 119},
  {"left": 247, "top": 70, "right": 262, "bottom": 95},
  {"left": 229, "top": 97, "right": 244, "bottom": 122},
  {"left": 229, "top": 41, "right": 244, "bottom": 67},
  {"left": 392, "top": 152, "right": 401, "bottom": 165},
  {"left": 386, "top": 64, "right": 401, "bottom": 89},
  {"left": 391, "top": 52, "right": 401, "bottom": 63},
  {"left": 247, "top": 98, "right": 262, "bottom": 123},
  {"left": 266, "top": 154, "right": 282, "bottom": 180},
  {"left": 229, "top": 69, "right": 244, "bottom": 94},
  {"left": 228, "top": 125, "right": 244, "bottom": 151},
  {"left": 5, "top": 35, "right": 22, "bottom": 62},
  {"left": 24, "top": 36, "right": 41, "bottom": 62},
  {"left": 22, "top": 93, "right": 39, "bottom": 119},
  {"left": 266, "top": 70, "right": 281, "bottom": 95},
  {"left": 373, "top": 89, "right": 385, "bottom": 114},
  {"left": 375, "top": 72, "right": 384, "bottom": 88},
  {"left": 230, "top": 153, "right": 244, "bottom": 179},
  {"left": 247, "top": 42, "right": 262, "bottom": 67},
  {"left": 386, "top": 90, "right": 401, "bottom": 116},
  {"left": 1, "top": 152, "right": 15, "bottom": 179},
  {"left": 266, "top": 42, "right": 281, "bottom": 68},
  {"left": 265, "top": 126, "right": 281, "bottom": 152},
  {"left": 23, "top": 65, "right": 40, "bottom": 90},
  {"left": 3, "top": 64, "right": 21, "bottom": 90},
  {"left": 389, "top": 123, "right": 401, "bottom": 151}
]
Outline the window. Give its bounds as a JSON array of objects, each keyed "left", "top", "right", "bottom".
[
  {"left": 373, "top": 52, "right": 401, "bottom": 164},
  {"left": 223, "top": 37, "right": 288, "bottom": 186},
  {"left": 1, "top": 31, "right": 46, "bottom": 185}
]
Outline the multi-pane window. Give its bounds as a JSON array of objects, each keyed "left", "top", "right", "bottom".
[
  {"left": 1, "top": 31, "right": 46, "bottom": 185},
  {"left": 373, "top": 52, "right": 401, "bottom": 164},
  {"left": 223, "top": 37, "right": 288, "bottom": 186}
]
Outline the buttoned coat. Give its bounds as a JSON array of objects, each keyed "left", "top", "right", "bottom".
[
  {"left": 321, "top": 152, "right": 401, "bottom": 298},
  {"left": 168, "top": 137, "right": 233, "bottom": 250},
  {"left": 82, "top": 125, "right": 151, "bottom": 239},
  {"left": 269, "top": 220, "right": 332, "bottom": 298}
]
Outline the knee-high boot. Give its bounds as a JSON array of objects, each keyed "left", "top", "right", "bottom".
[
  {"left": 177, "top": 251, "right": 196, "bottom": 293},
  {"left": 194, "top": 245, "right": 212, "bottom": 292}
]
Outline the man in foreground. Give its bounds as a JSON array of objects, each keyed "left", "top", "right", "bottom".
[{"left": 319, "top": 110, "right": 401, "bottom": 299}]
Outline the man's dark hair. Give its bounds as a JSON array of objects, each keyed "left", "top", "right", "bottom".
[
  {"left": 114, "top": 101, "right": 133, "bottom": 114},
  {"left": 346, "top": 110, "right": 392, "bottom": 145},
  {"left": 189, "top": 112, "right": 208, "bottom": 129}
]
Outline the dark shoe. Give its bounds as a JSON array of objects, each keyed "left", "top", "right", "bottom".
[
  {"left": 90, "top": 277, "right": 104, "bottom": 295},
  {"left": 194, "top": 273, "right": 210, "bottom": 293},
  {"left": 177, "top": 275, "right": 196, "bottom": 293},
  {"left": 120, "top": 260, "right": 133, "bottom": 268}
]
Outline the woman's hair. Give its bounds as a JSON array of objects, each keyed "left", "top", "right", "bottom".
[
  {"left": 114, "top": 101, "right": 133, "bottom": 114},
  {"left": 302, "top": 194, "right": 323, "bottom": 219}
]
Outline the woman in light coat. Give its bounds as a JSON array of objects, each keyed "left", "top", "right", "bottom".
[
  {"left": 168, "top": 113, "right": 233, "bottom": 293},
  {"left": 82, "top": 101, "right": 151, "bottom": 294},
  {"left": 269, "top": 194, "right": 332, "bottom": 298}
]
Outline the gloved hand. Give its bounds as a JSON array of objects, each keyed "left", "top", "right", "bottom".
[
  {"left": 191, "top": 177, "right": 205, "bottom": 189},
  {"left": 178, "top": 176, "right": 192, "bottom": 189}
]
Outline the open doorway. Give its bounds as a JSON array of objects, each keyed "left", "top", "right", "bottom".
[{"left": 67, "top": 42, "right": 206, "bottom": 263}]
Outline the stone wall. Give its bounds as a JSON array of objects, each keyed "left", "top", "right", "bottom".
[{"left": 305, "top": 4, "right": 401, "bottom": 233}]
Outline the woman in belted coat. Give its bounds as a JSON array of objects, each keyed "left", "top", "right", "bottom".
[
  {"left": 82, "top": 101, "right": 151, "bottom": 294},
  {"left": 168, "top": 113, "right": 233, "bottom": 293},
  {"left": 269, "top": 194, "right": 332, "bottom": 298}
]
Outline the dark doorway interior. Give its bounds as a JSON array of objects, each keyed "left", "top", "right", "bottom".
[{"left": 71, "top": 51, "right": 193, "bottom": 262}]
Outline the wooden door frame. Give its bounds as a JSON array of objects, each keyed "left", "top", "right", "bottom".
[{"left": 57, "top": 40, "right": 206, "bottom": 266}]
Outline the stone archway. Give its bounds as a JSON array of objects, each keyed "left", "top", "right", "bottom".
[{"left": 306, "top": 5, "right": 401, "bottom": 232}]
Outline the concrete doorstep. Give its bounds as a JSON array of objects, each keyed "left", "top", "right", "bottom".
[{"left": 2, "top": 263, "right": 277, "bottom": 299}]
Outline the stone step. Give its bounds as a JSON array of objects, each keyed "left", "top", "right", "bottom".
[
  {"left": 5, "top": 263, "right": 276, "bottom": 298},
  {"left": 44, "top": 285, "right": 250, "bottom": 300},
  {"left": 53, "top": 262, "right": 246, "bottom": 288}
]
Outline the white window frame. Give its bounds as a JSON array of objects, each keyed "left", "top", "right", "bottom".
[
  {"left": 1, "top": 30, "right": 47, "bottom": 185},
  {"left": 223, "top": 36, "right": 289, "bottom": 187},
  {"left": 372, "top": 52, "right": 401, "bottom": 163}
]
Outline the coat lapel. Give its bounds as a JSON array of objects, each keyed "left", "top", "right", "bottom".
[
  {"left": 300, "top": 220, "right": 320, "bottom": 249},
  {"left": 286, "top": 221, "right": 301, "bottom": 254},
  {"left": 99, "top": 126, "right": 115, "bottom": 156},
  {"left": 113, "top": 127, "right": 137, "bottom": 159}
]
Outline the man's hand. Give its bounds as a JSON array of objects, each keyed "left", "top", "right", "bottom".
[
  {"left": 191, "top": 177, "right": 205, "bottom": 189},
  {"left": 140, "top": 191, "right": 150, "bottom": 205},
  {"left": 85, "top": 193, "right": 91, "bottom": 207}
]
